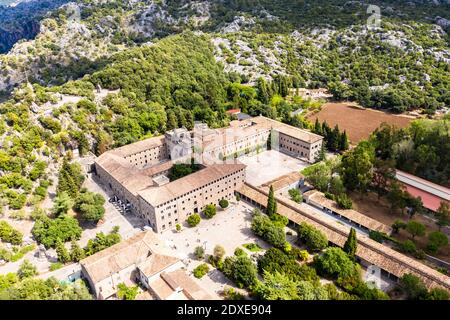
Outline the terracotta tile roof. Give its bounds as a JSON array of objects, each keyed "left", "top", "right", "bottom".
[
  {"left": 150, "top": 277, "right": 186, "bottom": 300},
  {"left": 160, "top": 270, "right": 214, "bottom": 300},
  {"left": 139, "top": 163, "right": 246, "bottom": 206},
  {"left": 110, "top": 136, "right": 165, "bottom": 157},
  {"left": 138, "top": 254, "right": 180, "bottom": 278},
  {"left": 261, "top": 171, "right": 304, "bottom": 190},
  {"left": 238, "top": 184, "right": 450, "bottom": 290},
  {"left": 80, "top": 231, "right": 172, "bottom": 284},
  {"left": 304, "top": 190, "right": 392, "bottom": 234},
  {"left": 251, "top": 116, "right": 323, "bottom": 144},
  {"left": 95, "top": 152, "right": 154, "bottom": 195}
]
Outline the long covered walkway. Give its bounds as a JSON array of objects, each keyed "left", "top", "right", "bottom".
[{"left": 237, "top": 183, "right": 450, "bottom": 291}]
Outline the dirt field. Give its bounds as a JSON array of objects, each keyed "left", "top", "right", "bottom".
[
  {"left": 349, "top": 191, "right": 449, "bottom": 262},
  {"left": 307, "top": 103, "right": 415, "bottom": 143}
]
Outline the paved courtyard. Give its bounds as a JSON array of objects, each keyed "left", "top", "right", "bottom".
[
  {"left": 160, "top": 201, "right": 270, "bottom": 298},
  {"left": 78, "top": 174, "right": 145, "bottom": 247},
  {"left": 239, "top": 150, "right": 310, "bottom": 186}
]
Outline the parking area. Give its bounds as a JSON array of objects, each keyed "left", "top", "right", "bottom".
[{"left": 239, "top": 150, "right": 310, "bottom": 186}]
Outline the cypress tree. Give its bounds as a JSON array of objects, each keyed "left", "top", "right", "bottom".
[
  {"left": 331, "top": 125, "right": 340, "bottom": 151},
  {"left": 257, "top": 78, "right": 270, "bottom": 104},
  {"left": 70, "top": 240, "right": 86, "bottom": 262},
  {"left": 340, "top": 131, "right": 349, "bottom": 151},
  {"left": 267, "top": 185, "right": 277, "bottom": 216},
  {"left": 167, "top": 110, "right": 178, "bottom": 130},
  {"left": 56, "top": 239, "right": 71, "bottom": 263},
  {"left": 314, "top": 118, "right": 322, "bottom": 135},
  {"left": 343, "top": 228, "right": 357, "bottom": 259}
]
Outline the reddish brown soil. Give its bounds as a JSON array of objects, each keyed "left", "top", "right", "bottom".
[{"left": 307, "top": 103, "right": 415, "bottom": 143}]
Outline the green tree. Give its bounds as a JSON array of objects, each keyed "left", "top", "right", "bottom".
[
  {"left": 297, "top": 222, "right": 328, "bottom": 252},
  {"left": 203, "top": 204, "right": 217, "bottom": 219},
  {"left": 426, "top": 231, "right": 448, "bottom": 254},
  {"left": 399, "top": 274, "right": 428, "bottom": 300},
  {"left": 73, "top": 190, "right": 106, "bottom": 222},
  {"left": 392, "top": 220, "right": 407, "bottom": 234},
  {"left": 314, "top": 247, "right": 359, "bottom": 280},
  {"left": 267, "top": 185, "right": 277, "bottom": 216},
  {"left": 255, "top": 271, "right": 299, "bottom": 300},
  {"left": 70, "top": 240, "right": 86, "bottom": 262},
  {"left": 219, "top": 199, "right": 229, "bottom": 209},
  {"left": 343, "top": 228, "right": 357, "bottom": 260},
  {"left": 187, "top": 214, "right": 201, "bottom": 227},
  {"left": 406, "top": 221, "right": 426, "bottom": 239},
  {"left": 51, "top": 192, "right": 73, "bottom": 217},
  {"left": 17, "top": 260, "right": 38, "bottom": 280},
  {"left": 428, "top": 288, "right": 450, "bottom": 300},
  {"left": 231, "top": 255, "right": 258, "bottom": 289},
  {"left": 56, "top": 239, "right": 71, "bottom": 263},
  {"left": 340, "top": 142, "right": 375, "bottom": 194},
  {"left": 339, "top": 131, "right": 349, "bottom": 151},
  {"left": 117, "top": 283, "right": 139, "bottom": 300},
  {"left": 32, "top": 215, "right": 82, "bottom": 248},
  {"left": 435, "top": 201, "right": 449, "bottom": 230}
]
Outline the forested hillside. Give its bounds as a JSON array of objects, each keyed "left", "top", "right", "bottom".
[{"left": 0, "top": 0, "right": 449, "bottom": 212}]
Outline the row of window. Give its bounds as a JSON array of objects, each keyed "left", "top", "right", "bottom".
[{"left": 156, "top": 169, "right": 245, "bottom": 209}]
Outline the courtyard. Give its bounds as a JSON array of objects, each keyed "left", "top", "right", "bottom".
[
  {"left": 159, "top": 200, "right": 270, "bottom": 299},
  {"left": 238, "top": 150, "right": 310, "bottom": 186}
]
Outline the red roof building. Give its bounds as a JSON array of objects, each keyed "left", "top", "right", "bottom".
[{"left": 396, "top": 170, "right": 450, "bottom": 212}]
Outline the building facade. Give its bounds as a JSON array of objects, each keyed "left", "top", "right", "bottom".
[{"left": 94, "top": 116, "right": 323, "bottom": 234}]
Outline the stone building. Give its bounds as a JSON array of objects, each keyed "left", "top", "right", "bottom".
[{"left": 94, "top": 115, "right": 323, "bottom": 233}]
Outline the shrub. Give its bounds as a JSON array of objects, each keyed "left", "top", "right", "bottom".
[
  {"left": 222, "top": 287, "right": 245, "bottom": 300},
  {"left": 175, "top": 224, "right": 181, "bottom": 232},
  {"left": 398, "top": 240, "right": 417, "bottom": 255},
  {"left": 17, "top": 260, "right": 38, "bottom": 279},
  {"left": 73, "top": 190, "right": 106, "bottom": 222},
  {"left": 288, "top": 188, "right": 302, "bottom": 203},
  {"left": 117, "top": 283, "right": 139, "bottom": 300},
  {"left": 297, "top": 222, "right": 328, "bottom": 252},
  {"left": 251, "top": 214, "right": 286, "bottom": 249},
  {"left": 426, "top": 231, "right": 448, "bottom": 254},
  {"left": 400, "top": 274, "right": 428, "bottom": 300},
  {"left": 50, "top": 262, "right": 63, "bottom": 271},
  {"left": 213, "top": 245, "right": 226, "bottom": 261},
  {"left": 234, "top": 248, "right": 247, "bottom": 257},
  {"left": 187, "top": 214, "right": 201, "bottom": 227},
  {"left": 32, "top": 215, "right": 82, "bottom": 248},
  {"left": 0, "top": 221, "right": 23, "bottom": 245},
  {"left": 369, "top": 230, "right": 385, "bottom": 243},
  {"left": 194, "top": 246, "right": 205, "bottom": 260},
  {"left": 203, "top": 204, "right": 217, "bottom": 219},
  {"left": 290, "top": 247, "right": 310, "bottom": 261},
  {"left": 193, "top": 263, "right": 209, "bottom": 279},
  {"left": 314, "top": 247, "right": 359, "bottom": 280},
  {"left": 336, "top": 194, "right": 353, "bottom": 209},
  {"left": 242, "top": 243, "right": 263, "bottom": 252},
  {"left": 392, "top": 220, "right": 407, "bottom": 233},
  {"left": 219, "top": 199, "right": 229, "bottom": 209}
]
